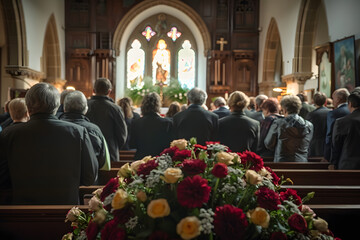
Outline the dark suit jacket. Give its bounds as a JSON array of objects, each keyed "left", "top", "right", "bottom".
[
  {"left": 306, "top": 106, "right": 330, "bottom": 157},
  {"left": 299, "top": 102, "right": 316, "bottom": 119},
  {"left": 324, "top": 104, "right": 350, "bottom": 160},
  {"left": 130, "top": 112, "right": 173, "bottom": 159},
  {"left": 331, "top": 109, "right": 360, "bottom": 169},
  {"left": 258, "top": 114, "right": 283, "bottom": 157},
  {"left": 60, "top": 112, "right": 107, "bottom": 168},
  {"left": 173, "top": 104, "right": 218, "bottom": 145},
  {"left": 218, "top": 111, "right": 260, "bottom": 152},
  {"left": 248, "top": 111, "right": 265, "bottom": 123},
  {"left": 86, "top": 96, "right": 127, "bottom": 162},
  {"left": 0, "top": 113, "right": 98, "bottom": 204},
  {"left": 213, "top": 106, "right": 231, "bottom": 119}
]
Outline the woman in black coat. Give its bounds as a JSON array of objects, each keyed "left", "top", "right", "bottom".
[
  {"left": 218, "top": 91, "right": 260, "bottom": 153},
  {"left": 130, "top": 92, "right": 173, "bottom": 159}
]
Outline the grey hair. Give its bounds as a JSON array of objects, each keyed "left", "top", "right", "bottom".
[
  {"left": 25, "top": 82, "right": 60, "bottom": 115},
  {"left": 280, "top": 95, "right": 302, "bottom": 114},
  {"left": 214, "top": 97, "right": 226, "bottom": 107},
  {"left": 187, "top": 87, "right": 207, "bottom": 105},
  {"left": 255, "top": 94, "right": 268, "bottom": 108},
  {"left": 64, "top": 90, "right": 88, "bottom": 114},
  {"left": 334, "top": 88, "right": 350, "bottom": 103}
]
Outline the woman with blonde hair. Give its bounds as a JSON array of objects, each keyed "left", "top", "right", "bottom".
[{"left": 218, "top": 91, "right": 260, "bottom": 152}]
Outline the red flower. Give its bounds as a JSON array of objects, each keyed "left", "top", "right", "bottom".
[
  {"left": 194, "top": 144, "right": 207, "bottom": 150},
  {"left": 280, "top": 188, "right": 302, "bottom": 205},
  {"left": 113, "top": 207, "right": 134, "bottom": 224},
  {"left": 238, "top": 150, "right": 264, "bottom": 171},
  {"left": 212, "top": 163, "right": 228, "bottom": 178},
  {"left": 101, "top": 219, "right": 126, "bottom": 240},
  {"left": 288, "top": 213, "right": 308, "bottom": 233},
  {"left": 173, "top": 149, "right": 192, "bottom": 161},
  {"left": 137, "top": 160, "right": 158, "bottom": 178},
  {"left": 205, "top": 141, "right": 220, "bottom": 145},
  {"left": 270, "top": 232, "right": 287, "bottom": 240},
  {"left": 85, "top": 221, "right": 99, "bottom": 240},
  {"left": 265, "top": 166, "right": 280, "bottom": 185},
  {"left": 255, "top": 186, "right": 281, "bottom": 210},
  {"left": 214, "top": 204, "right": 248, "bottom": 240},
  {"left": 100, "top": 177, "right": 119, "bottom": 201},
  {"left": 177, "top": 175, "right": 211, "bottom": 208},
  {"left": 181, "top": 159, "right": 207, "bottom": 175},
  {"left": 160, "top": 146, "right": 178, "bottom": 157},
  {"left": 148, "top": 231, "right": 172, "bottom": 240}
]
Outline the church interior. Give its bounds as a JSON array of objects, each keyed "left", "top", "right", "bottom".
[{"left": 1, "top": 0, "right": 360, "bottom": 239}]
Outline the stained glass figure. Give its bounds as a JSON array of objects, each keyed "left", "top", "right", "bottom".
[
  {"left": 142, "top": 26, "right": 156, "bottom": 41},
  {"left": 167, "top": 27, "right": 182, "bottom": 42},
  {"left": 178, "top": 40, "right": 195, "bottom": 89},
  {"left": 152, "top": 39, "right": 170, "bottom": 85},
  {"left": 127, "top": 39, "right": 145, "bottom": 89}
]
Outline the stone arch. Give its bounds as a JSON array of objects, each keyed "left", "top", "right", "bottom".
[
  {"left": 42, "top": 14, "right": 62, "bottom": 87},
  {"left": 260, "top": 18, "right": 283, "bottom": 97},
  {"left": 112, "top": 0, "right": 211, "bottom": 99}
]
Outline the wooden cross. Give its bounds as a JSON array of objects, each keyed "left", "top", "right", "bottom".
[{"left": 216, "top": 37, "right": 228, "bottom": 51}]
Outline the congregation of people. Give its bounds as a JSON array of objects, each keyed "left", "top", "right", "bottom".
[{"left": 1, "top": 77, "right": 360, "bottom": 205}]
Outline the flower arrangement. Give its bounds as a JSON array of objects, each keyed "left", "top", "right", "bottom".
[{"left": 64, "top": 139, "right": 340, "bottom": 240}]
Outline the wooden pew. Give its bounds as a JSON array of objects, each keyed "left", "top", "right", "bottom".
[
  {"left": 0, "top": 205, "right": 88, "bottom": 240},
  {"left": 119, "top": 150, "right": 136, "bottom": 161},
  {"left": 110, "top": 160, "right": 133, "bottom": 168},
  {"left": 264, "top": 162, "right": 329, "bottom": 169},
  {"left": 262, "top": 156, "right": 323, "bottom": 162}
]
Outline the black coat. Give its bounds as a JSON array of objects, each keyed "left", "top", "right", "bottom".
[
  {"left": 218, "top": 111, "right": 260, "bottom": 152},
  {"left": 173, "top": 104, "right": 218, "bottom": 145},
  {"left": 331, "top": 109, "right": 360, "bottom": 169},
  {"left": 306, "top": 106, "right": 330, "bottom": 157},
  {"left": 0, "top": 113, "right": 98, "bottom": 204},
  {"left": 213, "top": 106, "right": 231, "bottom": 119},
  {"left": 130, "top": 112, "right": 173, "bottom": 160},
  {"left": 60, "top": 112, "right": 107, "bottom": 168},
  {"left": 86, "top": 96, "right": 127, "bottom": 162}
]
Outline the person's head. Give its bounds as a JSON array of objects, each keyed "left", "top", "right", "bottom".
[
  {"left": 214, "top": 97, "right": 226, "bottom": 108},
  {"left": 332, "top": 88, "right": 350, "bottom": 108},
  {"left": 280, "top": 95, "right": 302, "bottom": 116},
  {"left": 348, "top": 90, "right": 360, "bottom": 112},
  {"left": 60, "top": 89, "right": 75, "bottom": 105},
  {"left": 227, "top": 91, "right": 249, "bottom": 112},
  {"left": 296, "top": 93, "right": 305, "bottom": 103},
  {"left": 313, "top": 92, "right": 327, "bottom": 107},
  {"left": 117, "top": 97, "right": 134, "bottom": 119},
  {"left": 166, "top": 101, "right": 180, "bottom": 117},
  {"left": 248, "top": 97, "right": 255, "bottom": 110},
  {"left": 141, "top": 92, "right": 161, "bottom": 115},
  {"left": 180, "top": 104, "right": 187, "bottom": 111},
  {"left": 8, "top": 98, "right": 29, "bottom": 122},
  {"left": 94, "top": 78, "right": 112, "bottom": 96},
  {"left": 187, "top": 88, "right": 207, "bottom": 105},
  {"left": 261, "top": 98, "right": 280, "bottom": 117},
  {"left": 326, "top": 98, "right": 334, "bottom": 109},
  {"left": 63, "top": 90, "right": 88, "bottom": 115},
  {"left": 255, "top": 94, "right": 268, "bottom": 111},
  {"left": 25, "top": 82, "right": 60, "bottom": 115}
]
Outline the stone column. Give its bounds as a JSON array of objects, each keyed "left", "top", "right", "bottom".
[{"left": 281, "top": 72, "right": 313, "bottom": 94}]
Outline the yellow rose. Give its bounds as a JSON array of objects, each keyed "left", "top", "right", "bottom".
[
  {"left": 88, "top": 195, "right": 101, "bottom": 212},
  {"left": 141, "top": 155, "right": 155, "bottom": 163},
  {"left": 258, "top": 167, "right": 272, "bottom": 179},
  {"left": 117, "top": 163, "right": 132, "bottom": 178},
  {"left": 147, "top": 198, "right": 170, "bottom": 218},
  {"left": 136, "top": 190, "right": 147, "bottom": 202},
  {"left": 170, "top": 139, "right": 188, "bottom": 150},
  {"left": 111, "top": 189, "right": 129, "bottom": 210},
  {"left": 130, "top": 160, "right": 145, "bottom": 172},
  {"left": 65, "top": 206, "right": 81, "bottom": 222},
  {"left": 93, "top": 209, "right": 107, "bottom": 224},
  {"left": 247, "top": 207, "right": 270, "bottom": 228},
  {"left": 245, "top": 170, "right": 263, "bottom": 185},
  {"left": 92, "top": 188, "right": 103, "bottom": 197},
  {"left": 313, "top": 218, "right": 328, "bottom": 232},
  {"left": 62, "top": 233, "right": 73, "bottom": 240},
  {"left": 162, "top": 168, "right": 183, "bottom": 183},
  {"left": 176, "top": 216, "right": 201, "bottom": 240},
  {"left": 216, "top": 151, "right": 236, "bottom": 165}
]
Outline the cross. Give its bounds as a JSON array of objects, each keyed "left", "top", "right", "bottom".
[{"left": 216, "top": 37, "right": 228, "bottom": 51}]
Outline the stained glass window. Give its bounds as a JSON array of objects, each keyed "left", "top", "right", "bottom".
[
  {"left": 167, "top": 27, "right": 182, "bottom": 42},
  {"left": 178, "top": 40, "right": 195, "bottom": 89},
  {"left": 127, "top": 39, "right": 145, "bottom": 89},
  {"left": 142, "top": 26, "right": 156, "bottom": 41},
  {"left": 152, "top": 39, "right": 171, "bottom": 85}
]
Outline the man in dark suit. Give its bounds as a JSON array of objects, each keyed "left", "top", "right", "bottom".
[
  {"left": 306, "top": 92, "right": 330, "bottom": 157},
  {"left": 246, "top": 94, "right": 268, "bottom": 122},
  {"left": 212, "top": 97, "right": 230, "bottom": 119},
  {"left": 60, "top": 90, "right": 108, "bottom": 169},
  {"left": 331, "top": 90, "right": 360, "bottom": 169},
  {"left": 173, "top": 87, "right": 218, "bottom": 145},
  {"left": 297, "top": 93, "right": 315, "bottom": 119},
  {"left": 86, "top": 78, "right": 127, "bottom": 162},
  {"left": 324, "top": 88, "right": 350, "bottom": 162},
  {"left": 0, "top": 83, "right": 98, "bottom": 204}
]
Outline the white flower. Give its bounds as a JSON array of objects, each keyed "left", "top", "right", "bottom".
[
  {"left": 65, "top": 206, "right": 81, "bottom": 222},
  {"left": 175, "top": 94, "right": 178, "bottom": 98},
  {"left": 199, "top": 208, "right": 214, "bottom": 234},
  {"left": 103, "top": 192, "right": 115, "bottom": 206},
  {"left": 88, "top": 195, "right": 101, "bottom": 212},
  {"left": 125, "top": 216, "right": 139, "bottom": 230}
]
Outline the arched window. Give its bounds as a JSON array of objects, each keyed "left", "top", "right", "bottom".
[
  {"left": 178, "top": 40, "right": 195, "bottom": 89},
  {"left": 127, "top": 39, "right": 145, "bottom": 89},
  {"left": 152, "top": 39, "right": 171, "bottom": 85}
]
